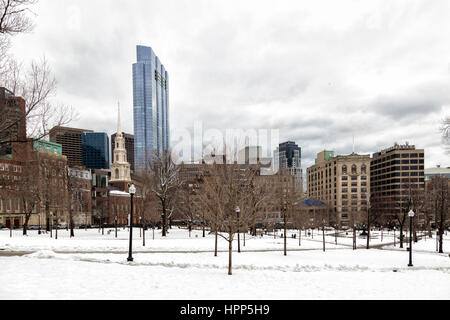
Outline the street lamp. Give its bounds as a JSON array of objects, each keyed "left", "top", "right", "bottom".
[
  {"left": 408, "top": 210, "right": 415, "bottom": 267},
  {"left": 127, "top": 184, "right": 136, "bottom": 262},
  {"left": 139, "top": 216, "right": 142, "bottom": 238},
  {"left": 236, "top": 206, "right": 241, "bottom": 253},
  {"left": 114, "top": 216, "right": 118, "bottom": 238}
]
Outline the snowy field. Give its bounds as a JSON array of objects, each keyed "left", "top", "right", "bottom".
[{"left": 0, "top": 228, "right": 449, "bottom": 300}]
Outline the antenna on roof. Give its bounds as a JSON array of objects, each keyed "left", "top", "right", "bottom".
[{"left": 352, "top": 135, "right": 355, "bottom": 154}]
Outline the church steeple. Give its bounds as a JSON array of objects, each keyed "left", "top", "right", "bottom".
[
  {"left": 117, "top": 102, "right": 122, "bottom": 136},
  {"left": 110, "top": 101, "right": 131, "bottom": 186}
]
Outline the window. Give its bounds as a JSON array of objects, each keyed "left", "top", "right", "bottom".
[
  {"left": 352, "top": 165, "right": 357, "bottom": 174},
  {"left": 361, "top": 165, "right": 367, "bottom": 174},
  {"left": 342, "top": 165, "right": 347, "bottom": 174}
]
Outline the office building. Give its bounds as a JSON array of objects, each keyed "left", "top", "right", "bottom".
[
  {"left": 132, "top": 45, "right": 170, "bottom": 170},
  {"left": 307, "top": 151, "right": 371, "bottom": 227},
  {"left": 82, "top": 132, "right": 110, "bottom": 170},
  {"left": 50, "top": 126, "right": 93, "bottom": 167},
  {"left": 274, "top": 141, "right": 303, "bottom": 194},
  {"left": 370, "top": 144, "right": 425, "bottom": 222},
  {"left": 0, "top": 87, "right": 26, "bottom": 156}
]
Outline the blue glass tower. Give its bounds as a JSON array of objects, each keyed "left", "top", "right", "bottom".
[
  {"left": 133, "top": 45, "right": 170, "bottom": 170},
  {"left": 81, "top": 132, "right": 110, "bottom": 170}
]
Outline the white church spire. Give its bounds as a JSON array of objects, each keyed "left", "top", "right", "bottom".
[{"left": 117, "top": 101, "right": 122, "bottom": 136}]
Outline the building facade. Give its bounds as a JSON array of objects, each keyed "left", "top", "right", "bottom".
[
  {"left": 82, "top": 132, "right": 110, "bottom": 170},
  {"left": 307, "top": 151, "right": 371, "bottom": 227},
  {"left": 68, "top": 167, "right": 92, "bottom": 226},
  {"left": 133, "top": 45, "right": 170, "bottom": 171},
  {"left": 370, "top": 144, "right": 425, "bottom": 223},
  {"left": 274, "top": 141, "right": 303, "bottom": 194},
  {"left": 49, "top": 126, "right": 93, "bottom": 167},
  {"left": 0, "top": 139, "right": 69, "bottom": 229},
  {"left": 0, "top": 87, "right": 26, "bottom": 156}
]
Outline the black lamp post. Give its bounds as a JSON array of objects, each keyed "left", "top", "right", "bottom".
[
  {"left": 408, "top": 210, "right": 415, "bottom": 267},
  {"left": 127, "top": 184, "right": 136, "bottom": 262},
  {"left": 115, "top": 216, "right": 118, "bottom": 238},
  {"left": 236, "top": 206, "right": 241, "bottom": 253}
]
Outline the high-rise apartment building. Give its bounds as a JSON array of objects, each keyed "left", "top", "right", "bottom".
[
  {"left": 307, "top": 151, "right": 371, "bottom": 227},
  {"left": 81, "top": 132, "right": 110, "bottom": 170},
  {"left": 111, "top": 132, "right": 134, "bottom": 171},
  {"left": 132, "top": 45, "right": 170, "bottom": 170},
  {"left": 370, "top": 144, "right": 425, "bottom": 222},
  {"left": 274, "top": 141, "right": 303, "bottom": 194},
  {"left": 0, "top": 87, "right": 26, "bottom": 156},
  {"left": 50, "top": 126, "right": 93, "bottom": 167}
]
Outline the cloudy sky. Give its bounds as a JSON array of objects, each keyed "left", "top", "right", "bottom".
[{"left": 8, "top": 0, "right": 450, "bottom": 170}]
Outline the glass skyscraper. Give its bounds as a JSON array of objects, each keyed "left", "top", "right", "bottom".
[
  {"left": 81, "top": 132, "right": 110, "bottom": 170},
  {"left": 133, "top": 45, "right": 170, "bottom": 170}
]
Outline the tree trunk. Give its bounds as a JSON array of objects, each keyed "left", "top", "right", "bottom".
[
  {"left": 322, "top": 225, "right": 325, "bottom": 252},
  {"left": 23, "top": 214, "right": 31, "bottom": 236},
  {"left": 366, "top": 224, "right": 370, "bottom": 250},
  {"left": 153, "top": 226, "right": 155, "bottom": 240},
  {"left": 161, "top": 201, "right": 167, "bottom": 237},
  {"left": 284, "top": 222, "right": 287, "bottom": 256},
  {"left": 228, "top": 238, "right": 232, "bottom": 276},
  {"left": 299, "top": 229, "right": 301, "bottom": 246},
  {"left": 214, "top": 230, "right": 218, "bottom": 257},
  {"left": 399, "top": 226, "right": 404, "bottom": 248}
]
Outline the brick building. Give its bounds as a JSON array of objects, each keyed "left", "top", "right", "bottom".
[{"left": 50, "top": 126, "right": 93, "bottom": 167}]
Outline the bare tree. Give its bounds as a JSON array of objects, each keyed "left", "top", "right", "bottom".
[
  {"left": 1, "top": 57, "right": 76, "bottom": 143},
  {"left": 1, "top": 1, "right": 76, "bottom": 147},
  {"left": 245, "top": 173, "right": 269, "bottom": 237},
  {"left": 140, "top": 151, "right": 182, "bottom": 237},
  {"left": 5, "top": 158, "right": 40, "bottom": 235},
  {"left": 426, "top": 176, "right": 449, "bottom": 253},
  {"left": 0, "top": 0, "right": 37, "bottom": 35},
  {"left": 0, "top": 0, "right": 37, "bottom": 71},
  {"left": 201, "top": 159, "right": 256, "bottom": 275}
]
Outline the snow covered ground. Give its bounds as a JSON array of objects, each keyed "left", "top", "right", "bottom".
[{"left": 0, "top": 228, "right": 449, "bottom": 300}]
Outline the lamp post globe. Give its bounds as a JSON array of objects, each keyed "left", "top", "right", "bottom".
[{"left": 127, "top": 184, "right": 136, "bottom": 262}]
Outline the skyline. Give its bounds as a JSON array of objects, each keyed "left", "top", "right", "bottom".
[{"left": 6, "top": 0, "right": 450, "bottom": 170}]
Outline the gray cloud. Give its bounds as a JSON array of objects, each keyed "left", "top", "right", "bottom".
[{"left": 6, "top": 0, "right": 450, "bottom": 171}]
